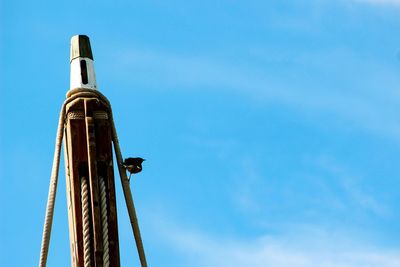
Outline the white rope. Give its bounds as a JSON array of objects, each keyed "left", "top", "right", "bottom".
[
  {"left": 39, "top": 88, "right": 147, "bottom": 267},
  {"left": 39, "top": 92, "right": 97, "bottom": 267},
  {"left": 39, "top": 104, "right": 65, "bottom": 267},
  {"left": 110, "top": 112, "right": 148, "bottom": 267},
  {"left": 81, "top": 176, "right": 91, "bottom": 267},
  {"left": 99, "top": 176, "right": 110, "bottom": 267}
]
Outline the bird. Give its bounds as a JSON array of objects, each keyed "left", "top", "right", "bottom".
[{"left": 122, "top": 157, "right": 145, "bottom": 181}]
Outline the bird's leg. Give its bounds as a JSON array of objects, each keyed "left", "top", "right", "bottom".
[{"left": 128, "top": 172, "right": 132, "bottom": 182}]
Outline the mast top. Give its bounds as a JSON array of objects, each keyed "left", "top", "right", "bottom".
[
  {"left": 70, "top": 35, "right": 93, "bottom": 62},
  {"left": 69, "top": 35, "right": 97, "bottom": 91}
]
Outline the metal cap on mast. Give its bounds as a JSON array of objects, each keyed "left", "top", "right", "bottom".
[
  {"left": 70, "top": 35, "right": 97, "bottom": 91},
  {"left": 70, "top": 35, "right": 93, "bottom": 61}
]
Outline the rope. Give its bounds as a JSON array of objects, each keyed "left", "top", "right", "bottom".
[
  {"left": 81, "top": 176, "right": 92, "bottom": 267},
  {"left": 110, "top": 112, "right": 148, "bottom": 267},
  {"left": 67, "top": 111, "right": 84, "bottom": 120},
  {"left": 39, "top": 88, "right": 148, "bottom": 267},
  {"left": 99, "top": 176, "right": 110, "bottom": 267},
  {"left": 69, "top": 88, "right": 148, "bottom": 267},
  {"left": 39, "top": 104, "right": 65, "bottom": 267}
]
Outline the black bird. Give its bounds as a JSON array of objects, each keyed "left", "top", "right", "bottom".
[{"left": 122, "top": 157, "right": 145, "bottom": 181}]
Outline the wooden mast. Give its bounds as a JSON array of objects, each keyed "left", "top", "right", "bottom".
[{"left": 64, "top": 35, "right": 120, "bottom": 267}]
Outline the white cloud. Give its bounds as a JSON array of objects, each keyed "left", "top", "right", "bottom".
[
  {"left": 355, "top": 0, "right": 400, "bottom": 6},
  {"left": 226, "top": 154, "right": 391, "bottom": 223},
  {"left": 151, "top": 218, "right": 400, "bottom": 267},
  {"left": 316, "top": 157, "right": 390, "bottom": 216},
  {"left": 109, "top": 47, "right": 400, "bottom": 142}
]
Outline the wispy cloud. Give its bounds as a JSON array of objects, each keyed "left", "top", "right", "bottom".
[
  {"left": 109, "top": 47, "right": 400, "bottom": 142},
  {"left": 316, "top": 157, "right": 390, "bottom": 216},
  {"left": 355, "top": 0, "right": 400, "bottom": 6},
  {"left": 230, "top": 157, "right": 265, "bottom": 213},
  {"left": 228, "top": 153, "right": 391, "bottom": 219},
  {"left": 149, "top": 215, "right": 400, "bottom": 267}
]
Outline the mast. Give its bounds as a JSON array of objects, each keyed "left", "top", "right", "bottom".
[
  {"left": 39, "top": 35, "right": 147, "bottom": 267},
  {"left": 64, "top": 35, "right": 120, "bottom": 267}
]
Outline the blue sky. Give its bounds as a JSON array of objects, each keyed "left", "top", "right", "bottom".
[{"left": 1, "top": 0, "right": 400, "bottom": 266}]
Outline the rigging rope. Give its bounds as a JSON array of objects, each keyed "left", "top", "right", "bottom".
[
  {"left": 81, "top": 176, "right": 92, "bottom": 267},
  {"left": 39, "top": 104, "right": 65, "bottom": 267},
  {"left": 39, "top": 88, "right": 148, "bottom": 267},
  {"left": 107, "top": 99, "right": 148, "bottom": 267},
  {"left": 100, "top": 176, "right": 110, "bottom": 267}
]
